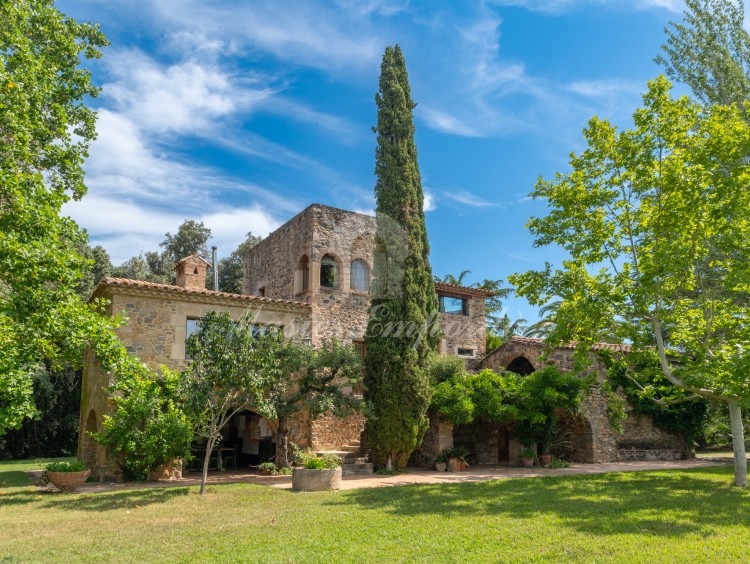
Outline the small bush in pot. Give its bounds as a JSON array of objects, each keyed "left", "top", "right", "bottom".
[
  {"left": 44, "top": 460, "right": 90, "bottom": 492},
  {"left": 257, "top": 462, "right": 278, "bottom": 475},
  {"left": 519, "top": 448, "right": 536, "bottom": 468}
]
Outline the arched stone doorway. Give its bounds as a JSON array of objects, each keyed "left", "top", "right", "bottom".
[
  {"left": 556, "top": 411, "right": 594, "bottom": 463},
  {"left": 506, "top": 356, "right": 535, "bottom": 376}
]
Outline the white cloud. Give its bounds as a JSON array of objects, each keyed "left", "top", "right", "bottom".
[
  {"left": 423, "top": 190, "right": 436, "bottom": 212},
  {"left": 102, "top": 50, "right": 270, "bottom": 136},
  {"left": 147, "top": 0, "right": 383, "bottom": 72},
  {"left": 442, "top": 190, "right": 500, "bottom": 208},
  {"left": 487, "top": 0, "right": 682, "bottom": 13},
  {"left": 65, "top": 195, "right": 281, "bottom": 264}
]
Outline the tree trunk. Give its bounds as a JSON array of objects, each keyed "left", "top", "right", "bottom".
[
  {"left": 728, "top": 400, "right": 747, "bottom": 488},
  {"left": 276, "top": 417, "right": 290, "bottom": 468},
  {"left": 200, "top": 436, "right": 216, "bottom": 496}
]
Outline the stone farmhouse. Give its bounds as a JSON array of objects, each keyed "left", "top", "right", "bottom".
[{"left": 79, "top": 203, "right": 688, "bottom": 476}]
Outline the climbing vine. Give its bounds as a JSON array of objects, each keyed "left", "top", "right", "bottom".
[{"left": 599, "top": 351, "right": 708, "bottom": 446}]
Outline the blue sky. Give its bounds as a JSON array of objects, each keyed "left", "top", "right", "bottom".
[{"left": 58, "top": 0, "right": 693, "bottom": 321}]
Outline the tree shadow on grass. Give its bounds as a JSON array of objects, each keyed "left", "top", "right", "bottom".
[
  {"left": 329, "top": 467, "right": 750, "bottom": 538},
  {"left": 38, "top": 486, "right": 192, "bottom": 512}
]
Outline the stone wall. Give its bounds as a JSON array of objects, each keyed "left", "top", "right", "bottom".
[
  {"left": 410, "top": 412, "right": 454, "bottom": 467},
  {"left": 481, "top": 337, "right": 689, "bottom": 463},
  {"left": 438, "top": 294, "right": 487, "bottom": 360},
  {"left": 79, "top": 281, "right": 312, "bottom": 476},
  {"left": 311, "top": 412, "right": 366, "bottom": 451}
]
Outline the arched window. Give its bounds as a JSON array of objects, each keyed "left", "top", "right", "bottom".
[
  {"left": 320, "top": 255, "right": 337, "bottom": 288},
  {"left": 350, "top": 259, "right": 369, "bottom": 291},
  {"left": 296, "top": 255, "right": 310, "bottom": 293}
]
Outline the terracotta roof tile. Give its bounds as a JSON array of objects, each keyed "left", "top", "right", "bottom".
[
  {"left": 434, "top": 282, "right": 497, "bottom": 297},
  {"left": 94, "top": 277, "right": 311, "bottom": 309},
  {"left": 506, "top": 335, "right": 632, "bottom": 353}
]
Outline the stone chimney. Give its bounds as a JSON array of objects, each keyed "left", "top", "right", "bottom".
[{"left": 175, "top": 254, "right": 211, "bottom": 290}]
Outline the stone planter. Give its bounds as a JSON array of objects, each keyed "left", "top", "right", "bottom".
[
  {"left": 46, "top": 470, "right": 91, "bottom": 493},
  {"left": 292, "top": 467, "right": 342, "bottom": 491},
  {"left": 149, "top": 458, "right": 183, "bottom": 481},
  {"left": 435, "top": 462, "right": 447, "bottom": 472}
]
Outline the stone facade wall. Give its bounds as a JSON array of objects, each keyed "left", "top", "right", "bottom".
[
  {"left": 410, "top": 412, "right": 454, "bottom": 467},
  {"left": 311, "top": 412, "right": 366, "bottom": 451},
  {"left": 245, "top": 204, "right": 491, "bottom": 452},
  {"left": 79, "top": 283, "right": 312, "bottom": 477},
  {"left": 438, "top": 295, "right": 487, "bottom": 360},
  {"left": 481, "top": 337, "right": 689, "bottom": 463}
]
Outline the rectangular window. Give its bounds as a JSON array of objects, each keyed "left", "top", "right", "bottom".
[
  {"left": 457, "top": 347, "right": 475, "bottom": 357},
  {"left": 185, "top": 318, "right": 199, "bottom": 359},
  {"left": 439, "top": 295, "right": 468, "bottom": 315}
]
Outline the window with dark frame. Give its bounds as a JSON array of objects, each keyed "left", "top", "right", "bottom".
[
  {"left": 457, "top": 347, "right": 475, "bottom": 357},
  {"left": 439, "top": 295, "right": 468, "bottom": 315}
]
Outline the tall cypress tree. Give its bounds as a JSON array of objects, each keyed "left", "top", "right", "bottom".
[{"left": 363, "top": 45, "right": 440, "bottom": 470}]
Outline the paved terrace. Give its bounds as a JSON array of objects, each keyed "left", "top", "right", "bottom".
[{"left": 32, "top": 459, "right": 727, "bottom": 494}]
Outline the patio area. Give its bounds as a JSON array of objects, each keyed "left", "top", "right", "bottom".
[{"left": 31, "top": 458, "right": 727, "bottom": 494}]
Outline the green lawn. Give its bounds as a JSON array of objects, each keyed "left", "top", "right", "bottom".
[{"left": 2, "top": 460, "right": 749, "bottom": 562}]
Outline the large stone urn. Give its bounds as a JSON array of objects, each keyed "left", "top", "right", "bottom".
[
  {"left": 46, "top": 470, "right": 91, "bottom": 493},
  {"left": 292, "top": 467, "right": 342, "bottom": 491}
]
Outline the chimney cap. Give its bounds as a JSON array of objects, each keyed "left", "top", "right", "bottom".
[{"left": 175, "top": 253, "right": 211, "bottom": 267}]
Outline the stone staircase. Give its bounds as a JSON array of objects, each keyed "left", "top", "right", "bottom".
[{"left": 317, "top": 439, "right": 373, "bottom": 475}]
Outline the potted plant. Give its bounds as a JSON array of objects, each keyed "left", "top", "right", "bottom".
[
  {"left": 435, "top": 449, "right": 449, "bottom": 472},
  {"left": 44, "top": 460, "right": 91, "bottom": 492},
  {"left": 519, "top": 448, "right": 536, "bottom": 468},
  {"left": 292, "top": 451, "right": 343, "bottom": 491},
  {"left": 258, "top": 462, "right": 278, "bottom": 476},
  {"left": 446, "top": 446, "right": 470, "bottom": 472}
]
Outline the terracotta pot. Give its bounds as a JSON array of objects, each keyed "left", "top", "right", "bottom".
[
  {"left": 435, "top": 462, "right": 447, "bottom": 472},
  {"left": 292, "top": 467, "right": 342, "bottom": 491},
  {"left": 539, "top": 454, "right": 552, "bottom": 467},
  {"left": 447, "top": 457, "right": 461, "bottom": 472},
  {"left": 520, "top": 456, "right": 534, "bottom": 468},
  {"left": 46, "top": 470, "right": 91, "bottom": 493},
  {"left": 459, "top": 460, "right": 468, "bottom": 471}
]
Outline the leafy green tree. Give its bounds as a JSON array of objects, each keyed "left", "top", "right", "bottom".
[
  {"left": 76, "top": 243, "right": 113, "bottom": 298},
  {"left": 180, "top": 312, "right": 279, "bottom": 495},
  {"left": 364, "top": 45, "right": 440, "bottom": 471},
  {"left": 0, "top": 0, "right": 120, "bottom": 433},
  {"left": 510, "top": 77, "right": 750, "bottom": 486},
  {"left": 523, "top": 300, "right": 562, "bottom": 339},
  {"left": 259, "top": 339, "right": 363, "bottom": 468},
  {"left": 487, "top": 314, "right": 528, "bottom": 352},
  {"left": 93, "top": 366, "right": 193, "bottom": 481},
  {"left": 656, "top": 0, "right": 750, "bottom": 108},
  {"left": 0, "top": 365, "right": 81, "bottom": 459},
  {"left": 160, "top": 220, "right": 212, "bottom": 268},
  {"left": 216, "top": 232, "right": 262, "bottom": 293}
]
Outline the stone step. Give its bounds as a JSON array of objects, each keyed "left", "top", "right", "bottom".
[
  {"left": 348, "top": 440, "right": 361, "bottom": 447},
  {"left": 338, "top": 445, "right": 361, "bottom": 452},
  {"left": 342, "top": 462, "right": 373, "bottom": 475},
  {"left": 316, "top": 450, "right": 358, "bottom": 459}
]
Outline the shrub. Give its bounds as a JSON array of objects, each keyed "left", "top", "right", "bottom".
[
  {"left": 46, "top": 460, "right": 87, "bottom": 472},
  {"left": 93, "top": 367, "right": 193, "bottom": 481},
  {"left": 296, "top": 449, "right": 343, "bottom": 470},
  {"left": 257, "top": 462, "right": 278, "bottom": 475}
]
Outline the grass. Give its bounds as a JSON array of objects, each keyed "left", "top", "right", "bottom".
[{"left": 2, "top": 460, "right": 750, "bottom": 562}]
